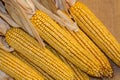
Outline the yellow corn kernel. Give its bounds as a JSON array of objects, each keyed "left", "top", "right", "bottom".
[
  {"left": 30, "top": 10, "right": 104, "bottom": 77},
  {"left": 70, "top": 2, "right": 120, "bottom": 68},
  {"left": 5, "top": 27, "right": 74, "bottom": 80},
  {"left": 0, "top": 49, "right": 44, "bottom": 80},
  {"left": 12, "top": 51, "right": 54, "bottom": 80}
]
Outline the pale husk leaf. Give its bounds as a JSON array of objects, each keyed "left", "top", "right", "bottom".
[
  {"left": 3, "top": 0, "right": 45, "bottom": 47},
  {"left": 32, "top": 0, "right": 78, "bottom": 31}
]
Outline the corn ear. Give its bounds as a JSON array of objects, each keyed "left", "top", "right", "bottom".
[
  {"left": 30, "top": 10, "right": 104, "bottom": 77},
  {"left": 5, "top": 27, "right": 74, "bottom": 80},
  {"left": 12, "top": 51, "right": 54, "bottom": 80},
  {"left": 56, "top": 10, "right": 112, "bottom": 77},
  {"left": 46, "top": 43, "right": 90, "bottom": 80},
  {"left": 0, "top": 49, "right": 44, "bottom": 80},
  {"left": 70, "top": 2, "right": 120, "bottom": 67}
]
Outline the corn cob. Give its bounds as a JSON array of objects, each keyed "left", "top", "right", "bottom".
[
  {"left": 12, "top": 51, "right": 54, "bottom": 80},
  {"left": 56, "top": 10, "right": 112, "bottom": 77},
  {"left": 69, "top": 2, "right": 120, "bottom": 67},
  {"left": 45, "top": 43, "right": 89, "bottom": 80},
  {"left": 5, "top": 27, "right": 73, "bottom": 80},
  {"left": 0, "top": 49, "right": 44, "bottom": 80},
  {"left": 30, "top": 10, "right": 106, "bottom": 77}
]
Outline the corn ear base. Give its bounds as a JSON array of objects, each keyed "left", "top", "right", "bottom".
[
  {"left": 70, "top": 2, "right": 120, "bottom": 68},
  {"left": 5, "top": 28, "right": 73, "bottom": 80},
  {"left": 0, "top": 49, "right": 44, "bottom": 80}
]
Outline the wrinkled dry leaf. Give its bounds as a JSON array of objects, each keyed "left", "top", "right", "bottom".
[
  {"left": 0, "top": 1, "right": 7, "bottom": 14},
  {"left": 0, "top": 70, "right": 13, "bottom": 80},
  {"left": 32, "top": 0, "right": 78, "bottom": 31},
  {"left": 15, "top": 0, "right": 35, "bottom": 17},
  {"left": 0, "top": 17, "right": 14, "bottom": 52},
  {"left": 3, "top": 0, "right": 45, "bottom": 47},
  {"left": 54, "top": 0, "right": 69, "bottom": 14},
  {"left": 0, "top": 1, "right": 18, "bottom": 27},
  {"left": 0, "top": 12, "right": 19, "bottom": 27},
  {"left": 0, "top": 36, "right": 14, "bottom": 52},
  {"left": 0, "top": 18, "right": 10, "bottom": 35}
]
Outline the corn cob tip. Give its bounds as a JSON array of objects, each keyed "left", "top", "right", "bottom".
[
  {"left": 85, "top": 68, "right": 101, "bottom": 77},
  {"left": 96, "top": 61, "right": 113, "bottom": 77},
  {"left": 98, "top": 64, "right": 113, "bottom": 77},
  {"left": 89, "top": 66, "right": 112, "bottom": 77},
  {"left": 102, "top": 68, "right": 113, "bottom": 77}
]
